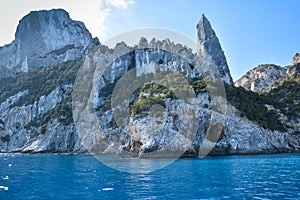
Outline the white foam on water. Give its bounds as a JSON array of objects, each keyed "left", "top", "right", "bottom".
[
  {"left": 102, "top": 188, "right": 114, "bottom": 191},
  {"left": 0, "top": 186, "right": 8, "bottom": 191},
  {"left": 8, "top": 164, "right": 12, "bottom": 167}
]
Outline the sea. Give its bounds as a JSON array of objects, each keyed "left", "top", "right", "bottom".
[{"left": 0, "top": 153, "right": 299, "bottom": 199}]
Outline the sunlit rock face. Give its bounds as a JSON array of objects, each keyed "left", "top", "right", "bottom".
[
  {"left": 72, "top": 39, "right": 300, "bottom": 157},
  {"left": 292, "top": 52, "right": 300, "bottom": 66},
  {"left": 287, "top": 53, "right": 300, "bottom": 77},
  {"left": 73, "top": 40, "right": 207, "bottom": 157},
  {"left": 0, "top": 84, "right": 82, "bottom": 153},
  {"left": 197, "top": 14, "right": 233, "bottom": 85},
  {"left": 0, "top": 9, "right": 299, "bottom": 156},
  {"left": 212, "top": 106, "right": 300, "bottom": 155},
  {"left": 235, "top": 52, "right": 300, "bottom": 93},
  {"left": 0, "top": 9, "right": 98, "bottom": 73},
  {"left": 235, "top": 64, "right": 288, "bottom": 92}
]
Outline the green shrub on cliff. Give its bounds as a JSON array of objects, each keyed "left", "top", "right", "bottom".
[
  {"left": 225, "top": 84, "right": 287, "bottom": 132},
  {"left": 0, "top": 59, "right": 81, "bottom": 107}
]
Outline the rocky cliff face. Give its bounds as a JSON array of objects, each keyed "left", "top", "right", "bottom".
[
  {"left": 197, "top": 14, "right": 233, "bottom": 85},
  {"left": 287, "top": 53, "right": 300, "bottom": 77},
  {"left": 235, "top": 53, "right": 300, "bottom": 92},
  {"left": 213, "top": 105, "right": 299, "bottom": 154},
  {"left": 235, "top": 54, "right": 300, "bottom": 136},
  {"left": 292, "top": 52, "right": 300, "bottom": 66},
  {"left": 0, "top": 9, "right": 299, "bottom": 155},
  {"left": 73, "top": 43, "right": 299, "bottom": 156},
  {"left": 235, "top": 64, "right": 288, "bottom": 92},
  {"left": 0, "top": 9, "right": 98, "bottom": 74},
  {"left": 0, "top": 65, "right": 14, "bottom": 79},
  {"left": 0, "top": 84, "right": 81, "bottom": 153}
]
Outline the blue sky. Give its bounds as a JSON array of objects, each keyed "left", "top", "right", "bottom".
[{"left": 1, "top": 0, "right": 300, "bottom": 80}]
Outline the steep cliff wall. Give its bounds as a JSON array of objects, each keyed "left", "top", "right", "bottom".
[
  {"left": 0, "top": 9, "right": 98, "bottom": 73},
  {"left": 0, "top": 9, "right": 299, "bottom": 155}
]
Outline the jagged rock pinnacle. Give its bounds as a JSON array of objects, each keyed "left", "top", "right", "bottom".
[
  {"left": 0, "top": 9, "right": 98, "bottom": 73},
  {"left": 197, "top": 14, "right": 233, "bottom": 85},
  {"left": 292, "top": 52, "right": 300, "bottom": 66}
]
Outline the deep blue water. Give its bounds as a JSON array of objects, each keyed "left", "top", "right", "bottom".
[{"left": 0, "top": 154, "right": 299, "bottom": 200}]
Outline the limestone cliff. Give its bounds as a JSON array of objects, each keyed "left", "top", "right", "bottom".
[
  {"left": 235, "top": 54, "right": 300, "bottom": 136},
  {"left": 0, "top": 9, "right": 98, "bottom": 73},
  {"left": 197, "top": 14, "right": 233, "bottom": 85},
  {"left": 0, "top": 9, "right": 299, "bottom": 155},
  {"left": 235, "top": 64, "right": 288, "bottom": 92}
]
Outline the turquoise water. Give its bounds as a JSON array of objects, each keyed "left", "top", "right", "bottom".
[{"left": 0, "top": 154, "right": 299, "bottom": 199}]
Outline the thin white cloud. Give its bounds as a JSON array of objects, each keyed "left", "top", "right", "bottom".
[
  {"left": 98, "top": 0, "right": 135, "bottom": 38},
  {"left": 105, "top": 0, "right": 135, "bottom": 9},
  {"left": 106, "top": 0, "right": 134, "bottom": 9}
]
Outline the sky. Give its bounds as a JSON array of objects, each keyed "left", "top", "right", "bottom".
[{"left": 0, "top": 0, "right": 300, "bottom": 81}]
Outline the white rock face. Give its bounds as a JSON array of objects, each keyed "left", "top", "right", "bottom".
[
  {"left": 292, "top": 52, "right": 300, "bottom": 66},
  {"left": 213, "top": 113, "right": 300, "bottom": 154},
  {"left": 0, "top": 90, "right": 28, "bottom": 113},
  {"left": 0, "top": 65, "right": 14, "bottom": 78},
  {"left": 22, "top": 123, "right": 80, "bottom": 153},
  {"left": 0, "top": 9, "right": 97, "bottom": 72},
  {"left": 235, "top": 64, "right": 287, "bottom": 92},
  {"left": 197, "top": 14, "right": 233, "bottom": 85},
  {"left": 75, "top": 41, "right": 300, "bottom": 157},
  {"left": 0, "top": 10, "right": 299, "bottom": 155},
  {"left": 286, "top": 53, "right": 300, "bottom": 77},
  {"left": 1, "top": 36, "right": 298, "bottom": 155},
  {"left": 0, "top": 84, "right": 81, "bottom": 153}
]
